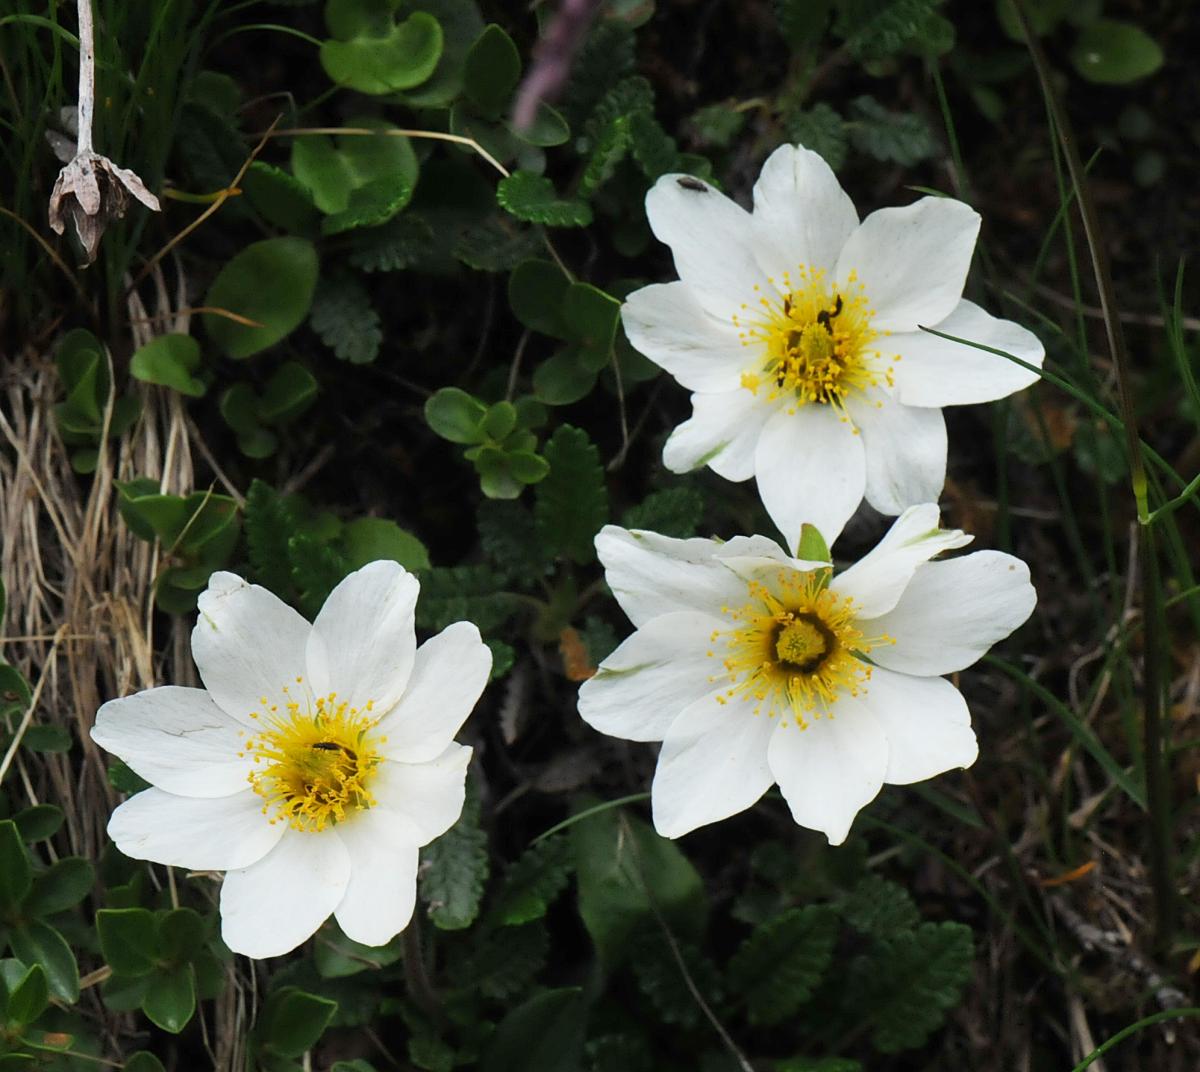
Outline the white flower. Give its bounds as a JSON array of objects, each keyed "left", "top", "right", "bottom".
[
  {"left": 622, "top": 144, "right": 1045, "bottom": 549},
  {"left": 576, "top": 506, "right": 1035, "bottom": 844},
  {"left": 91, "top": 562, "right": 492, "bottom": 959}
]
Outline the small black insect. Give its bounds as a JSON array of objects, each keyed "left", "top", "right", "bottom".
[
  {"left": 311, "top": 741, "right": 341, "bottom": 752},
  {"left": 676, "top": 177, "right": 708, "bottom": 192},
  {"left": 816, "top": 294, "right": 844, "bottom": 331}
]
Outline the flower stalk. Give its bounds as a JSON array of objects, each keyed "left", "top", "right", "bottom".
[{"left": 1011, "top": 0, "right": 1175, "bottom": 954}]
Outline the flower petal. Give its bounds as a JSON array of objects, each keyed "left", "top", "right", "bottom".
[
  {"left": 766, "top": 695, "right": 888, "bottom": 845},
  {"left": 306, "top": 560, "right": 420, "bottom": 717},
  {"left": 836, "top": 197, "right": 980, "bottom": 333},
  {"left": 108, "top": 788, "right": 283, "bottom": 871},
  {"left": 372, "top": 743, "right": 472, "bottom": 845},
  {"left": 753, "top": 404, "right": 866, "bottom": 552},
  {"left": 333, "top": 811, "right": 419, "bottom": 947},
  {"left": 621, "top": 282, "right": 745, "bottom": 393},
  {"left": 192, "top": 572, "right": 311, "bottom": 727},
  {"left": 831, "top": 503, "right": 971, "bottom": 620},
  {"left": 92, "top": 686, "right": 251, "bottom": 797},
  {"left": 220, "top": 829, "right": 351, "bottom": 958},
  {"left": 578, "top": 611, "right": 729, "bottom": 743},
  {"left": 651, "top": 690, "right": 777, "bottom": 837},
  {"left": 858, "top": 667, "right": 977, "bottom": 785},
  {"left": 868, "top": 551, "right": 1036, "bottom": 677},
  {"left": 850, "top": 395, "right": 947, "bottom": 517},
  {"left": 376, "top": 622, "right": 491, "bottom": 764},
  {"left": 890, "top": 300, "right": 1045, "bottom": 407},
  {"left": 663, "top": 388, "right": 770, "bottom": 482},
  {"left": 595, "top": 525, "right": 748, "bottom": 627},
  {"left": 750, "top": 144, "right": 858, "bottom": 278},
  {"left": 645, "top": 173, "right": 768, "bottom": 317}
]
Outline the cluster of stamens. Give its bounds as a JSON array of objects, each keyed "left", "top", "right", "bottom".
[
  {"left": 732, "top": 265, "right": 896, "bottom": 421},
  {"left": 708, "top": 569, "right": 893, "bottom": 728},
  {"left": 239, "top": 678, "right": 384, "bottom": 832}
]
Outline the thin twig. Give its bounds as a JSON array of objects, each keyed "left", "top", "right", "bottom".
[{"left": 0, "top": 624, "right": 69, "bottom": 785}]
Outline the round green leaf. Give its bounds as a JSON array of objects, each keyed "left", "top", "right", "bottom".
[
  {"left": 1069, "top": 19, "right": 1163, "bottom": 84},
  {"left": 241, "top": 162, "right": 320, "bottom": 232},
  {"left": 340, "top": 518, "right": 431, "bottom": 571},
  {"left": 203, "top": 238, "right": 319, "bottom": 359},
  {"left": 129, "top": 334, "right": 205, "bottom": 397},
  {"left": 533, "top": 350, "right": 599, "bottom": 406},
  {"left": 320, "top": 10, "right": 443, "bottom": 94},
  {"left": 425, "top": 387, "right": 488, "bottom": 444},
  {"left": 497, "top": 171, "right": 592, "bottom": 228},
  {"left": 508, "top": 259, "right": 570, "bottom": 338},
  {"left": 463, "top": 24, "right": 521, "bottom": 117}
]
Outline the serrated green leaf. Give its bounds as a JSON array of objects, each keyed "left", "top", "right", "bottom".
[
  {"left": 622, "top": 486, "right": 704, "bottom": 538},
  {"left": 310, "top": 274, "right": 382, "bottom": 364},
  {"left": 457, "top": 921, "right": 548, "bottom": 1000},
  {"left": 204, "top": 238, "right": 319, "bottom": 359},
  {"left": 853, "top": 921, "right": 974, "bottom": 1053},
  {"left": 628, "top": 111, "right": 679, "bottom": 180},
  {"left": 477, "top": 500, "right": 547, "bottom": 581},
  {"left": 847, "top": 96, "right": 936, "bottom": 166},
  {"left": 453, "top": 216, "right": 541, "bottom": 272},
  {"left": 490, "top": 835, "right": 572, "bottom": 925},
  {"left": 579, "top": 114, "right": 631, "bottom": 196},
  {"left": 349, "top": 213, "right": 437, "bottom": 272},
  {"left": 497, "top": 172, "right": 593, "bottom": 228},
  {"left": 535, "top": 426, "right": 608, "bottom": 564},
  {"left": 414, "top": 564, "right": 519, "bottom": 632},
  {"left": 419, "top": 775, "right": 488, "bottom": 930},
  {"left": 834, "top": 0, "right": 953, "bottom": 60},
  {"left": 727, "top": 905, "right": 838, "bottom": 1024},
  {"left": 482, "top": 988, "right": 585, "bottom": 1072},
  {"left": 786, "top": 103, "right": 848, "bottom": 171},
  {"left": 243, "top": 480, "right": 297, "bottom": 598},
  {"left": 632, "top": 926, "right": 721, "bottom": 1029},
  {"left": 288, "top": 532, "right": 349, "bottom": 619},
  {"left": 839, "top": 874, "right": 919, "bottom": 938}
]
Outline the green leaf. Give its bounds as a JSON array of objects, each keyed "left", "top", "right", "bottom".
[
  {"left": 396, "top": 0, "right": 485, "bottom": 107},
  {"left": 834, "top": 0, "right": 954, "bottom": 60},
  {"left": 7, "top": 922, "right": 78, "bottom": 1002},
  {"left": 3, "top": 963, "right": 48, "bottom": 1028},
  {"left": 478, "top": 500, "right": 546, "bottom": 580},
  {"left": 497, "top": 172, "right": 593, "bottom": 228},
  {"left": 310, "top": 274, "right": 382, "bottom": 364},
  {"left": 349, "top": 213, "right": 437, "bottom": 273},
  {"left": 159, "top": 908, "right": 207, "bottom": 965},
  {"left": 425, "top": 387, "right": 488, "bottom": 444},
  {"left": 852, "top": 921, "right": 974, "bottom": 1053},
  {"left": 847, "top": 96, "right": 936, "bottom": 166},
  {"left": 839, "top": 875, "right": 919, "bottom": 938},
  {"left": 339, "top": 517, "right": 430, "bottom": 571},
  {"left": 572, "top": 806, "right": 706, "bottom": 967},
  {"left": 796, "top": 523, "right": 831, "bottom": 562},
  {"left": 241, "top": 161, "right": 321, "bottom": 232},
  {"left": 96, "top": 908, "right": 159, "bottom": 977},
  {"left": 534, "top": 426, "right": 609, "bottom": 564},
  {"left": 774, "top": 0, "right": 833, "bottom": 48},
  {"left": 633, "top": 927, "right": 722, "bottom": 1029},
  {"left": 123, "top": 1054, "right": 167, "bottom": 1072},
  {"left": 204, "top": 237, "right": 319, "bottom": 359},
  {"left": 776, "top": 1060, "right": 862, "bottom": 1072},
  {"left": 18, "top": 725, "right": 72, "bottom": 753},
  {"left": 259, "top": 986, "right": 339, "bottom": 1059},
  {"left": 11, "top": 805, "right": 64, "bottom": 842},
  {"left": 321, "top": 6, "right": 443, "bottom": 94},
  {"left": 1070, "top": 19, "right": 1163, "bottom": 84},
  {"left": 509, "top": 102, "right": 570, "bottom": 148},
  {"left": 463, "top": 24, "right": 521, "bottom": 117},
  {"left": 129, "top": 334, "right": 205, "bottom": 397},
  {"left": 490, "top": 835, "right": 573, "bottom": 926},
  {"left": 419, "top": 775, "right": 488, "bottom": 930},
  {"left": 260, "top": 362, "right": 319, "bottom": 426},
  {"left": 562, "top": 282, "right": 620, "bottom": 352},
  {"left": 456, "top": 921, "right": 548, "bottom": 1000},
  {"left": 23, "top": 857, "right": 94, "bottom": 917},
  {"left": 482, "top": 988, "right": 586, "bottom": 1072},
  {"left": 508, "top": 259, "right": 570, "bottom": 338},
  {"left": 628, "top": 111, "right": 679, "bottom": 180},
  {"left": 142, "top": 964, "right": 196, "bottom": 1033},
  {"left": 453, "top": 216, "right": 541, "bottom": 272},
  {"left": 288, "top": 532, "right": 350, "bottom": 619},
  {"left": 786, "top": 103, "right": 847, "bottom": 171},
  {"left": 727, "top": 905, "right": 838, "bottom": 1024},
  {"left": 0, "top": 821, "right": 31, "bottom": 913},
  {"left": 414, "top": 564, "right": 518, "bottom": 632},
  {"left": 243, "top": 480, "right": 297, "bottom": 597},
  {"left": 622, "top": 486, "right": 704, "bottom": 538}
]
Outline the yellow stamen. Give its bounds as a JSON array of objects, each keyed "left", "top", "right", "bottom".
[
  {"left": 241, "top": 691, "right": 383, "bottom": 832},
  {"left": 732, "top": 265, "right": 895, "bottom": 420},
  {"left": 709, "top": 569, "right": 893, "bottom": 728}
]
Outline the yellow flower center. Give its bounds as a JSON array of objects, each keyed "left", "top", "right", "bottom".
[
  {"left": 709, "top": 570, "right": 892, "bottom": 729},
  {"left": 240, "top": 681, "right": 384, "bottom": 832},
  {"left": 732, "top": 266, "right": 895, "bottom": 418}
]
